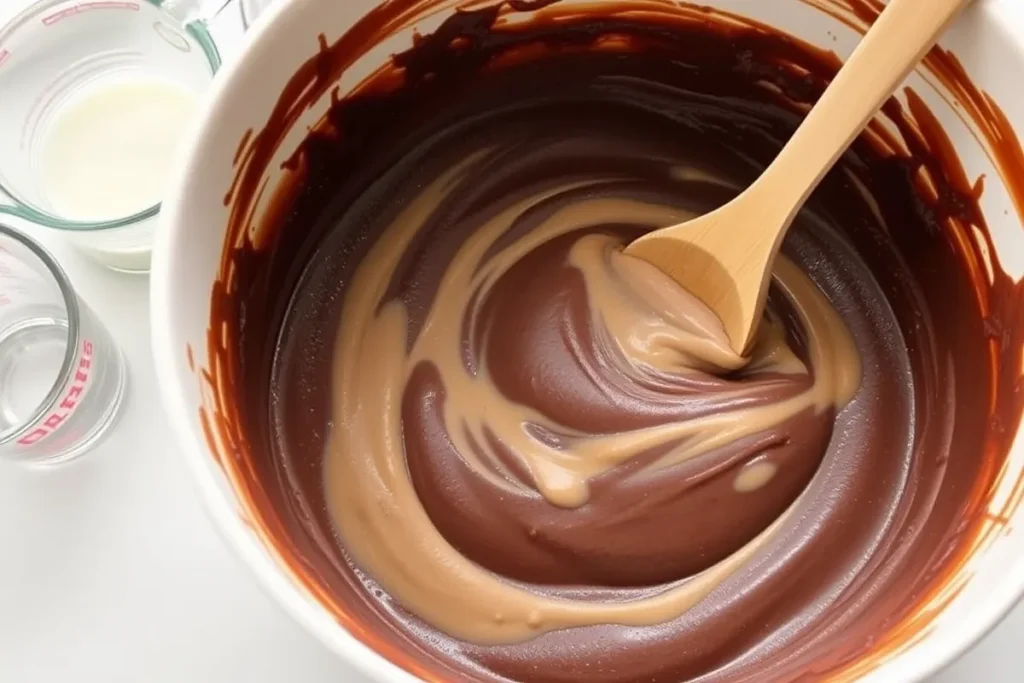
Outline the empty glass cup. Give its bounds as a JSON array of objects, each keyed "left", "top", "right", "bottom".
[
  {"left": 0, "top": 0, "right": 230, "bottom": 273},
  {"left": 0, "top": 223, "right": 127, "bottom": 465}
]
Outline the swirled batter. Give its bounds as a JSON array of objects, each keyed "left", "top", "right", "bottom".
[
  {"left": 325, "top": 151, "right": 862, "bottom": 643},
  {"left": 208, "top": 1, "right": 1024, "bottom": 682}
]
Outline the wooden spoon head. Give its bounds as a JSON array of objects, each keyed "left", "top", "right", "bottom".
[{"left": 624, "top": 207, "right": 775, "bottom": 355}]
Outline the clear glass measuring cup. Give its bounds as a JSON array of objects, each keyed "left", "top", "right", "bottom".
[
  {"left": 0, "top": 0, "right": 231, "bottom": 273},
  {"left": 0, "top": 223, "right": 126, "bottom": 465}
]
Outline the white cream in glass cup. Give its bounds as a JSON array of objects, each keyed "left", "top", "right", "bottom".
[{"left": 0, "top": 0, "right": 225, "bottom": 273}]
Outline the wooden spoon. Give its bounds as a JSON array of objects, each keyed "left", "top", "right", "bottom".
[{"left": 625, "top": 0, "right": 969, "bottom": 354}]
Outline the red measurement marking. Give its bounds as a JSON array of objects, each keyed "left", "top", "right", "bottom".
[
  {"left": 0, "top": 294, "right": 10, "bottom": 307},
  {"left": 17, "top": 340, "right": 94, "bottom": 446},
  {"left": 42, "top": 1, "right": 139, "bottom": 25},
  {"left": 0, "top": 49, "right": 10, "bottom": 70}
]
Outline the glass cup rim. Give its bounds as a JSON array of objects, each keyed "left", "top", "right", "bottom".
[
  {"left": 0, "top": 0, "right": 223, "bottom": 233},
  {"left": 0, "top": 223, "right": 82, "bottom": 446}
]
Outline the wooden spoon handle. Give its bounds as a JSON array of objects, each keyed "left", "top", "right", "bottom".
[{"left": 751, "top": 0, "right": 968, "bottom": 222}]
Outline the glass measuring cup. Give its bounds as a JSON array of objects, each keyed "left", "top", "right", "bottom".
[
  {"left": 0, "top": 0, "right": 228, "bottom": 273},
  {"left": 0, "top": 223, "right": 126, "bottom": 465}
]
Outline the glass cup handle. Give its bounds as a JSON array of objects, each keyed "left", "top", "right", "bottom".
[
  {"left": 0, "top": 187, "right": 25, "bottom": 220},
  {"left": 158, "top": 0, "right": 251, "bottom": 62},
  {"left": 158, "top": 0, "right": 240, "bottom": 25}
]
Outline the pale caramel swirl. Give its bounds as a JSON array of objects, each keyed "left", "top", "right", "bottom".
[{"left": 323, "top": 162, "right": 860, "bottom": 645}]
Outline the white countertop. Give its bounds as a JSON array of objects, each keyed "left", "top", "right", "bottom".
[{"left": 1, "top": 1, "right": 1023, "bottom": 681}]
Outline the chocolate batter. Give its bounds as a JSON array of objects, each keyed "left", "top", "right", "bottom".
[{"left": 203, "top": 1, "right": 1024, "bottom": 681}]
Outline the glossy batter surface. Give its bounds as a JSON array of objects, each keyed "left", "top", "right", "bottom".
[{"left": 207, "top": 2, "right": 1024, "bottom": 681}]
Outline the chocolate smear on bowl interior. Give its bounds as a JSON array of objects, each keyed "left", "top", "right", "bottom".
[{"left": 199, "top": 1, "right": 1024, "bottom": 681}]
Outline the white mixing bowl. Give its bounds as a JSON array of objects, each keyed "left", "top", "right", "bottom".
[{"left": 152, "top": 0, "right": 1024, "bottom": 680}]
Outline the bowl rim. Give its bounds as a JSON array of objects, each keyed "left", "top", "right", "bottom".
[
  {"left": 151, "top": 0, "right": 423, "bottom": 678},
  {"left": 151, "top": 0, "right": 1024, "bottom": 681}
]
